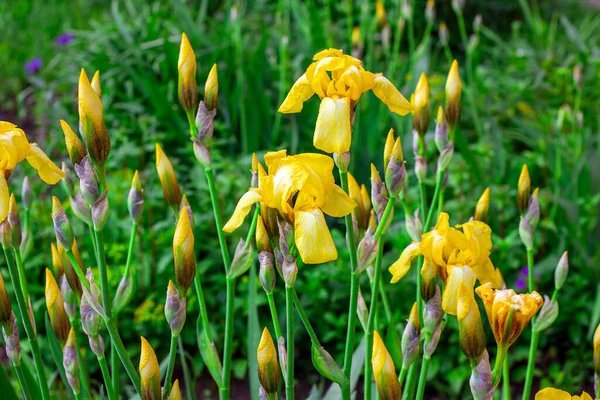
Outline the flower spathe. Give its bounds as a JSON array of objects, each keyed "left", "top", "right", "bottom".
[
  {"left": 535, "top": 388, "right": 592, "bottom": 400},
  {"left": 223, "top": 150, "right": 356, "bottom": 264},
  {"left": 278, "top": 48, "right": 413, "bottom": 154},
  {"left": 0, "top": 122, "right": 64, "bottom": 222},
  {"left": 476, "top": 283, "right": 543, "bottom": 349},
  {"left": 139, "top": 336, "right": 160, "bottom": 400}
]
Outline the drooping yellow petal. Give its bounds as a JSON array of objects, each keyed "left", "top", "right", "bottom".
[
  {"left": 223, "top": 190, "right": 262, "bottom": 233},
  {"left": 294, "top": 208, "right": 337, "bottom": 264},
  {"left": 442, "top": 265, "right": 477, "bottom": 315},
  {"left": 263, "top": 149, "right": 288, "bottom": 174},
  {"left": 534, "top": 387, "right": 572, "bottom": 400},
  {"left": 0, "top": 127, "right": 30, "bottom": 171},
  {"left": 372, "top": 75, "right": 414, "bottom": 116},
  {"left": 321, "top": 184, "right": 356, "bottom": 218},
  {"left": 389, "top": 242, "right": 422, "bottom": 283},
  {"left": 26, "top": 144, "right": 65, "bottom": 184},
  {"left": 278, "top": 74, "right": 315, "bottom": 113},
  {"left": 0, "top": 173, "right": 8, "bottom": 223},
  {"left": 313, "top": 96, "right": 351, "bottom": 154}
]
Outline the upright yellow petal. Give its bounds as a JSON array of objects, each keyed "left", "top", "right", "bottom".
[
  {"left": 534, "top": 388, "right": 571, "bottom": 400},
  {"left": 389, "top": 242, "right": 422, "bottom": 283},
  {"left": 26, "top": 144, "right": 65, "bottom": 184},
  {"left": 91, "top": 71, "right": 102, "bottom": 96},
  {"left": 294, "top": 208, "right": 337, "bottom": 264},
  {"left": 278, "top": 74, "right": 315, "bottom": 113},
  {"left": 313, "top": 96, "right": 352, "bottom": 154},
  {"left": 372, "top": 75, "right": 414, "bottom": 116},
  {"left": 0, "top": 173, "right": 8, "bottom": 223},
  {"left": 223, "top": 190, "right": 262, "bottom": 232},
  {"left": 442, "top": 265, "right": 477, "bottom": 315}
]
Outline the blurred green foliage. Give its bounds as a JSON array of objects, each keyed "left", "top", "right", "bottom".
[{"left": 1, "top": 0, "right": 599, "bottom": 398}]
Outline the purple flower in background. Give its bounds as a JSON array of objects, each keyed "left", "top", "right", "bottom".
[
  {"left": 515, "top": 278, "right": 527, "bottom": 291},
  {"left": 55, "top": 32, "right": 74, "bottom": 46},
  {"left": 514, "top": 265, "right": 540, "bottom": 291},
  {"left": 24, "top": 58, "right": 42, "bottom": 75}
]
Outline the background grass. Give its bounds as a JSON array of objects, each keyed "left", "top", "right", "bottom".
[{"left": 1, "top": 0, "right": 599, "bottom": 398}]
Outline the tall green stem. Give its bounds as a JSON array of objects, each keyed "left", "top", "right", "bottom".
[
  {"left": 164, "top": 334, "right": 179, "bottom": 396},
  {"left": 2, "top": 247, "right": 50, "bottom": 400},
  {"left": 105, "top": 317, "right": 141, "bottom": 393},
  {"left": 13, "top": 363, "right": 32, "bottom": 400},
  {"left": 178, "top": 337, "right": 194, "bottom": 400},
  {"left": 424, "top": 169, "right": 445, "bottom": 231},
  {"left": 12, "top": 250, "right": 29, "bottom": 302},
  {"left": 266, "top": 292, "right": 283, "bottom": 341},
  {"left": 339, "top": 169, "right": 360, "bottom": 378},
  {"left": 97, "top": 356, "right": 115, "bottom": 400},
  {"left": 203, "top": 168, "right": 232, "bottom": 273},
  {"left": 491, "top": 346, "right": 508, "bottom": 387},
  {"left": 220, "top": 277, "right": 236, "bottom": 400},
  {"left": 364, "top": 240, "right": 384, "bottom": 399},
  {"left": 403, "top": 363, "right": 418, "bottom": 400},
  {"left": 93, "top": 229, "right": 113, "bottom": 319},
  {"left": 522, "top": 248, "right": 537, "bottom": 400},
  {"left": 285, "top": 285, "right": 295, "bottom": 399},
  {"left": 503, "top": 356, "right": 511, "bottom": 400},
  {"left": 415, "top": 336, "right": 431, "bottom": 400}
]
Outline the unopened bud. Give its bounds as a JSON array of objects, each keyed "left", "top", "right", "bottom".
[
  {"left": 7, "top": 195, "right": 20, "bottom": 247},
  {"left": 178, "top": 33, "right": 198, "bottom": 115},
  {"left": 371, "top": 164, "right": 388, "bottom": 217},
  {"left": 0, "top": 274, "right": 12, "bottom": 327},
  {"left": 312, "top": 344, "right": 347, "bottom": 385},
  {"left": 78, "top": 69, "right": 110, "bottom": 169},
  {"left": 169, "top": 380, "right": 182, "bottom": 400},
  {"left": 333, "top": 152, "right": 350, "bottom": 172},
  {"left": 470, "top": 350, "right": 493, "bottom": 400},
  {"left": 156, "top": 144, "right": 182, "bottom": 215},
  {"left": 412, "top": 74, "right": 430, "bottom": 137},
  {"left": 45, "top": 269, "right": 71, "bottom": 344},
  {"left": 425, "top": 0, "right": 435, "bottom": 23},
  {"left": 195, "top": 102, "right": 216, "bottom": 142},
  {"left": 405, "top": 209, "right": 422, "bottom": 242},
  {"left": 474, "top": 188, "right": 490, "bottom": 222},
  {"left": 204, "top": 64, "right": 219, "bottom": 112},
  {"left": 229, "top": 239, "right": 253, "bottom": 279},
  {"left": 434, "top": 107, "right": 449, "bottom": 153},
  {"left": 533, "top": 295, "right": 558, "bottom": 333},
  {"left": 60, "top": 240, "right": 83, "bottom": 297},
  {"left": 445, "top": 60, "right": 462, "bottom": 128},
  {"left": 61, "top": 162, "right": 76, "bottom": 197},
  {"left": 59, "top": 275, "right": 77, "bottom": 322},
  {"left": 180, "top": 195, "right": 194, "bottom": 227},
  {"left": 81, "top": 287, "right": 102, "bottom": 339},
  {"left": 70, "top": 192, "right": 92, "bottom": 226},
  {"left": 52, "top": 197, "right": 73, "bottom": 248},
  {"left": 356, "top": 230, "right": 379, "bottom": 275},
  {"left": 415, "top": 156, "right": 427, "bottom": 183},
  {"left": 21, "top": 177, "right": 32, "bottom": 211},
  {"left": 438, "top": 143, "right": 454, "bottom": 171},
  {"left": 61, "top": 120, "right": 87, "bottom": 167},
  {"left": 192, "top": 139, "right": 212, "bottom": 169},
  {"left": 74, "top": 156, "right": 100, "bottom": 205},
  {"left": 457, "top": 283, "right": 486, "bottom": 363},
  {"left": 357, "top": 291, "right": 369, "bottom": 331},
  {"left": 439, "top": 22, "right": 449, "bottom": 46},
  {"left": 423, "top": 286, "right": 442, "bottom": 333},
  {"left": 519, "top": 217, "right": 533, "bottom": 251},
  {"left": 173, "top": 209, "right": 195, "bottom": 293},
  {"left": 128, "top": 171, "right": 144, "bottom": 223},
  {"left": 473, "top": 14, "right": 482, "bottom": 33},
  {"left": 113, "top": 276, "right": 133, "bottom": 315},
  {"left": 452, "top": 0, "right": 465, "bottom": 12},
  {"left": 385, "top": 145, "right": 406, "bottom": 197},
  {"left": 2, "top": 313, "right": 20, "bottom": 364},
  {"left": 402, "top": 303, "right": 421, "bottom": 369},
  {"left": 524, "top": 188, "right": 540, "bottom": 230},
  {"left": 0, "top": 221, "right": 11, "bottom": 248},
  {"left": 165, "top": 281, "right": 187, "bottom": 336},
  {"left": 282, "top": 257, "right": 298, "bottom": 287},
  {"left": 278, "top": 337, "right": 287, "bottom": 378},
  {"left": 372, "top": 331, "right": 401, "bottom": 400},
  {"left": 517, "top": 164, "right": 531, "bottom": 215},
  {"left": 401, "top": 0, "right": 412, "bottom": 20},
  {"left": 278, "top": 218, "right": 294, "bottom": 257},
  {"left": 91, "top": 190, "right": 110, "bottom": 230},
  {"left": 255, "top": 217, "right": 270, "bottom": 252},
  {"left": 573, "top": 63, "right": 583, "bottom": 89},
  {"left": 139, "top": 337, "right": 161, "bottom": 400},
  {"left": 554, "top": 251, "right": 568, "bottom": 291},
  {"left": 257, "top": 328, "right": 280, "bottom": 394},
  {"left": 64, "top": 328, "right": 80, "bottom": 394},
  {"left": 258, "top": 251, "right": 276, "bottom": 294},
  {"left": 91, "top": 71, "right": 102, "bottom": 96}
]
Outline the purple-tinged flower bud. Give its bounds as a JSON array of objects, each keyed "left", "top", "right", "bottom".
[
  {"left": 6, "top": 195, "right": 20, "bottom": 242},
  {"left": 452, "top": 0, "right": 465, "bottom": 12},
  {"left": 554, "top": 251, "right": 568, "bottom": 291},
  {"left": 128, "top": 171, "right": 144, "bottom": 224},
  {"left": 229, "top": 239, "right": 253, "bottom": 280},
  {"left": 165, "top": 281, "right": 187, "bottom": 336},
  {"left": 278, "top": 337, "right": 287, "bottom": 378},
  {"left": 282, "top": 257, "right": 298, "bottom": 287},
  {"left": 52, "top": 197, "right": 74, "bottom": 248},
  {"left": 573, "top": 63, "right": 583, "bottom": 89},
  {"left": 2, "top": 313, "right": 20, "bottom": 365},
  {"left": 524, "top": 188, "right": 540, "bottom": 230},
  {"left": 81, "top": 268, "right": 106, "bottom": 321},
  {"left": 401, "top": 303, "right": 421, "bottom": 369},
  {"left": 278, "top": 218, "right": 293, "bottom": 257},
  {"left": 59, "top": 275, "right": 77, "bottom": 323},
  {"left": 204, "top": 64, "right": 219, "bottom": 113},
  {"left": 356, "top": 229, "right": 379, "bottom": 275},
  {"left": 401, "top": 0, "right": 412, "bottom": 20},
  {"left": 259, "top": 251, "right": 276, "bottom": 294},
  {"left": 533, "top": 295, "right": 558, "bottom": 333},
  {"left": 273, "top": 248, "right": 284, "bottom": 277},
  {"left": 434, "top": 107, "right": 449, "bottom": 153},
  {"left": 312, "top": 344, "right": 347, "bottom": 385},
  {"left": 195, "top": 102, "right": 216, "bottom": 142},
  {"left": 192, "top": 138, "right": 212, "bottom": 169},
  {"left": 61, "top": 162, "right": 76, "bottom": 197},
  {"left": 70, "top": 192, "right": 92, "bottom": 226},
  {"left": 357, "top": 291, "right": 369, "bottom": 331},
  {"left": 0, "top": 220, "right": 11, "bottom": 249},
  {"left": 519, "top": 217, "right": 534, "bottom": 251},
  {"left": 63, "top": 328, "right": 80, "bottom": 394},
  {"left": 473, "top": 14, "right": 483, "bottom": 33},
  {"left": 425, "top": 0, "right": 435, "bottom": 23},
  {"left": 415, "top": 156, "right": 427, "bottom": 183},
  {"left": 371, "top": 164, "right": 389, "bottom": 219},
  {"left": 21, "top": 177, "right": 32, "bottom": 211},
  {"left": 385, "top": 146, "right": 406, "bottom": 197},
  {"left": 405, "top": 209, "right": 422, "bottom": 242},
  {"left": 423, "top": 287, "right": 442, "bottom": 334},
  {"left": 88, "top": 334, "right": 105, "bottom": 358},
  {"left": 112, "top": 276, "right": 133, "bottom": 315},
  {"left": 333, "top": 152, "right": 351, "bottom": 173},
  {"left": 438, "top": 143, "right": 454, "bottom": 171},
  {"left": 439, "top": 22, "right": 449, "bottom": 46},
  {"left": 74, "top": 156, "right": 100, "bottom": 206},
  {"left": 92, "top": 190, "right": 110, "bottom": 230},
  {"left": 470, "top": 350, "right": 493, "bottom": 400},
  {"left": 179, "top": 195, "right": 194, "bottom": 227}
]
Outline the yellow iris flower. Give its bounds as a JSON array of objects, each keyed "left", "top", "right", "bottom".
[
  {"left": 0, "top": 122, "right": 64, "bottom": 222},
  {"left": 278, "top": 48, "right": 413, "bottom": 154},
  {"left": 535, "top": 388, "right": 592, "bottom": 400},
  {"left": 476, "top": 283, "right": 543, "bottom": 349},
  {"left": 223, "top": 150, "right": 356, "bottom": 264}
]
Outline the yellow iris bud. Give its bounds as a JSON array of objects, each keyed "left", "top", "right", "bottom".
[
  {"left": 412, "top": 73, "right": 430, "bottom": 136},
  {"left": 60, "top": 120, "right": 86, "bottom": 167},
  {"left": 51, "top": 243, "right": 64, "bottom": 277},
  {"left": 474, "top": 187, "right": 490, "bottom": 222},
  {"left": 518, "top": 164, "right": 531, "bottom": 215},
  {"left": 156, "top": 144, "right": 182, "bottom": 214},
  {"left": 178, "top": 33, "right": 198, "bottom": 114},
  {"left": 139, "top": 337, "right": 161, "bottom": 400},
  {"left": 78, "top": 69, "right": 110, "bottom": 168},
  {"left": 476, "top": 283, "right": 543, "bottom": 349},
  {"left": 445, "top": 60, "right": 462, "bottom": 128},
  {"left": 257, "top": 327, "right": 280, "bottom": 394},
  {"left": 168, "top": 380, "right": 181, "bottom": 400},
  {"left": 383, "top": 128, "right": 395, "bottom": 173},
  {"left": 173, "top": 208, "right": 196, "bottom": 293},
  {"left": 372, "top": 330, "right": 401, "bottom": 400},
  {"left": 594, "top": 322, "right": 600, "bottom": 374},
  {"left": 204, "top": 64, "right": 218, "bottom": 112},
  {"left": 352, "top": 26, "right": 361, "bottom": 48},
  {"left": 45, "top": 269, "right": 71, "bottom": 344},
  {"left": 0, "top": 273, "right": 12, "bottom": 326},
  {"left": 91, "top": 71, "right": 102, "bottom": 97},
  {"left": 457, "top": 283, "right": 486, "bottom": 362},
  {"left": 375, "top": 1, "right": 387, "bottom": 28}
]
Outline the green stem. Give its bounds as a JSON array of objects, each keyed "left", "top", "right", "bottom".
[
  {"left": 292, "top": 290, "right": 320, "bottom": 347},
  {"left": 522, "top": 248, "right": 538, "bottom": 400},
  {"left": 111, "top": 326, "right": 119, "bottom": 397},
  {"left": 74, "top": 391, "right": 83, "bottom": 400},
  {"left": 398, "top": 367, "right": 408, "bottom": 387},
  {"left": 339, "top": 169, "right": 360, "bottom": 378},
  {"left": 178, "top": 337, "right": 194, "bottom": 400},
  {"left": 12, "top": 249, "right": 29, "bottom": 302},
  {"left": 193, "top": 273, "right": 213, "bottom": 343},
  {"left": 123, "top": 223, "right": 138, "bottom": 278},
  {"left": 373, "top": 196, "right": 395, "bottom": 239},
  {"left": 402, "top": 363, "right": 418, "bottom": 400},
  {"left": 220, "top": 277, "right": 236, "bottom": 400},
  {"left": 437, "top": 188, "right": 445, "bottom": 215},
  {"left": 88, "top": 225, "right": 99, "bottom": 260},
  {"left": 204, "top": 168, "right": 231, "bottom": 273},
  {"left": 266, "top": 292, "right": 283, "bottom": 342},
  {"left": 13, "top": 363, "right": 32, "bottom": 400},
  {"left": 503, "top": 356, "right": 511, "bottom": 400},
  {"left": 2, "top": 246, "right": 50, "bottom": 400},
  {"left": 163, "top": 334, "right": 179, "bottom": 396},
  {"left": 379, "top": 280, "right": 392, "bottom": 324},
  {"left": 415, "top": 341, "right": 431, "bottom": 400},
  {"left": 97, "top": 356, "right": 115, "bottom": 400},
  {"left": 105, "top": 317, "right": 142, "bottom": 393},
  {"left": 76, "top": 335, "right": 92, "bottom": 400},
  {"left": 93, "top": 229, "right": 113, "bottom": 319},
  {"left": 527, "top": 250, "right": 535, "bottom": 292},
  {"left": 491, "top": 346, "right": 508, "bottom": 387},
  {"left": 424, "top": 169, "right": 445, "bottom": 232},
  {"left": 285, "top": 285, "right": 295, "bottom": 400},
  {"left": 364, "top": 241, "right": 384, "bottom": 400}
]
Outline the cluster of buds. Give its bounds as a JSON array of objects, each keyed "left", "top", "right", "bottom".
[
  {"left": 139, "top": 337, "right": 161, "bottom": 400},
  {"left": 81, "top": 269, "right": 105, "bottom": 357},
  {"left": 372, "top": 330, "right": 401, "bottom": 400},
  {"left": 0, "top": 274, "right": 20, "bottom": 365},
  {"left": 73, "top": 157, "right": 109, "bottom": 230},
  {"left": 422, "top": 286, "right": 443, "bottom": 359},
  {"left": 384, "top": 129, "right": 406, "bottom": 199},
  {"left": 165, "top": 281, "right": 187, "bottom": 337},
  {"left": 257, "top": 328, "right": 280, "bottom": 397},
  {"left": 401, "top": 302, "right": 421, "bottom": 370},
  {"left": 517, "top": 165, "right": 540, "bottom": 251}
]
